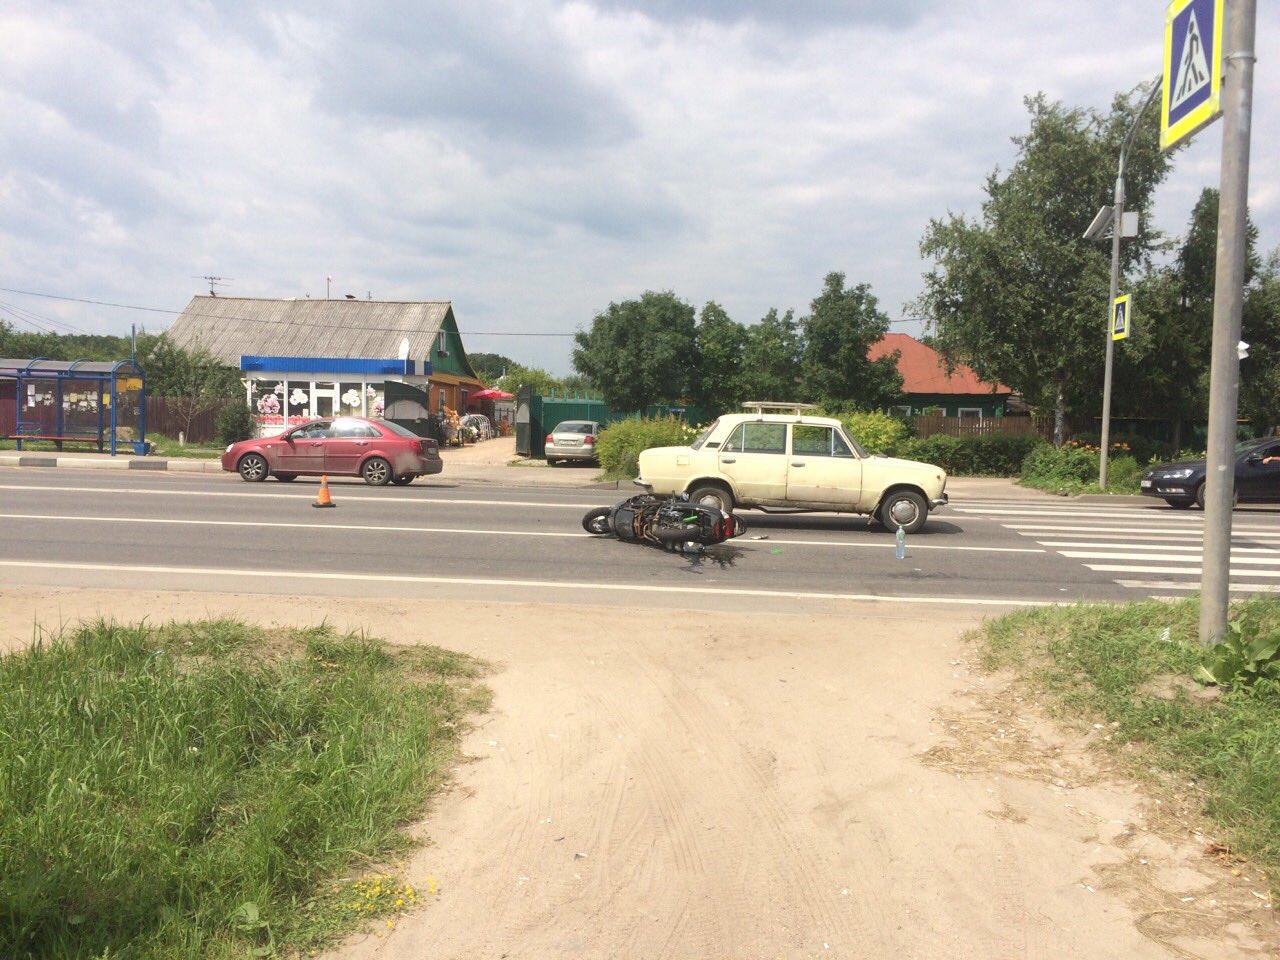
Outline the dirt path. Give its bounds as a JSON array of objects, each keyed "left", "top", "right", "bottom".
[{"left": 2, "top": 589, "right": 1274, "bottom": 959}]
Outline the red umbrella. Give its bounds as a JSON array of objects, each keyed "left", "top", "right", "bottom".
[{"left": 471, "top": 388, "right": 514, "bottom": 401}]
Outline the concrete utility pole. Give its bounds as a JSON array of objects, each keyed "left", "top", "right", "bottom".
[
  {"left": 1199, "top": 0, "right": 1257, "bottom": 645},
  {"left": 1098, "top": 77, "right": 1161, "bottom": 490}
]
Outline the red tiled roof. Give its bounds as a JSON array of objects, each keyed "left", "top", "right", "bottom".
[{"left": 868, "top": 333, "right": 1010, "bottom": 396}]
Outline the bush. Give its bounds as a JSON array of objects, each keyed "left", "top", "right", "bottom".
[
  {"left": 827, "top": 410, "right": 911, "bottom": 455},
  {"left": 1020, "top": 441, "right": 1143, "bottom": 494},
  {"left": 215, "top": 402, "right": 256, "bottom": 446},
  {"left": 1068, "top": 431, "right": 1171, "bottom": 466},
  {"left": 898, "top": 434, "right": 1043, "bottom": 476},
  {"left": 595, "top": 417, "right": 699, "bottom": 478}
]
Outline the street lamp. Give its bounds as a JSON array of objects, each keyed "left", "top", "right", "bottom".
[{"left": 1085, "top": 74, "right": 1162, "bottom": 489}]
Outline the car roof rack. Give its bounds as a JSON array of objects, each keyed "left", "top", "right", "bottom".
[{"left": 741, "top": 401, "right": 818, "bottom": 415}]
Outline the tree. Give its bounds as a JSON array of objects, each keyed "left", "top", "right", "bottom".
[
  {"left": 799, "top": 272, "right": 902, "bottom": 411},
  {"left": 135, "top": 335, "right": 241, "bottom": 438},
  {"left": 572, "top": 291, "right": 698, "bottom": 411},
  {"left": 1240, "top": 250, "right": 1280, "bottom": 436},
  {"left": 912, "top": 90, "right": 1174, "bottom": 444},
  {"left": 738, "top": 308, "right": 803, "bottom": 402},
  {"left": 494, "top": 362, "right": 564, "bottom": 396},
  {"left": 693, "top": 301, "right": 748, "bottom": 415},
  {"left": 468, "top": 352, "right": 516, "bottom": 384},
  {"left": 1118, "top": 189, "right": 1259, "bottom": 450}
]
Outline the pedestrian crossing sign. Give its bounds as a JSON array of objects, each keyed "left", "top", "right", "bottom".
[
  {"left": 1112, "top": 294, "right": 1132, "bottom": 341},
  {"left": 1161, "top": 0, "right": 1223, "bottom": 150}
]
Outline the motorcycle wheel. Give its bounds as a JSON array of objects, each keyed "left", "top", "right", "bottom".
[{"left": 582, "top": 507, "right": 613, "bottom": 535}]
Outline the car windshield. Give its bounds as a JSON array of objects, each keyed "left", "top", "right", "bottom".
[
  {"left": 375, "top": 419, "right": 420, "bottom": 439},
  {"left": 690, "top": 420, "right": 719, "bottom": 450},
  {"left": 1236, "top": 438, "right": 1271, "bottom": 454},
  {"left": 554, "top": 422, "right": 594, "bottom": 434}
]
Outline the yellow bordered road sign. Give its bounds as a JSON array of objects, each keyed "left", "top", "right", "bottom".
[
  {"left": 1161, "top": 0, "right": 1223, "bottom": 150},
  {"left": 1112, "top": 294, "right": 1132, "bottom": 342}
]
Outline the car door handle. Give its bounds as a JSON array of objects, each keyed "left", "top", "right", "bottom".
[
  {"left": 721, "top": 457, "right": 736, "bottom": 464},
  {"left": 791, "top": 461, "right": 805, "bottom": 467},
  {"left": 355, "top": 440, "right": 369, "bottom": 446}
]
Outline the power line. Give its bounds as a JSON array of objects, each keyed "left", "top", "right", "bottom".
[
  {"left": 0, "top": 298, "right": 94, "bottom": 335},
  {"left": 0, "top": 285, "right": 579, "bottom": 337}
]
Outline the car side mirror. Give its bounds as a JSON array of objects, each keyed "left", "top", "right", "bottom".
[{"left": 1247, "top": 453, "right": 1263, "bottom": 463}]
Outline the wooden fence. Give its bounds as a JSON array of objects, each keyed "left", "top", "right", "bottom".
[
  {"left": 146, "top": 397, "right": 222, "bottom": 444},
  {"left": 911, "top": 414, "right": 1053, "bottom": 440}
]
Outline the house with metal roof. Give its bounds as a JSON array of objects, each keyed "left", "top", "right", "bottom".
[
  {"left": 165, "top": 296, "right": 485, "bottom": 433},
  {"left": 868, "top": 333, "right": 1011, "bottom": 420}
]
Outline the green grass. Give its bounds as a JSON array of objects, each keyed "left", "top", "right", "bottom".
[
  {"left": 0, "top": 434, "right": 224, "bottom": 459},
  {"left": 977, "top": 597, "right": 1280, "bottom": 884},
  {"left": 0, "top": 619, "right": 488, "bottom": 959}
]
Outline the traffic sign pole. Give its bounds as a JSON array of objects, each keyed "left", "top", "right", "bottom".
[{"left": 1199, "top": 0, "right": 1257, "bottom": 645}]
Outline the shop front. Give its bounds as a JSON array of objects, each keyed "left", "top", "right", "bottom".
[{"left": 241, "top": 356, "right": 431, "bottom": 436}]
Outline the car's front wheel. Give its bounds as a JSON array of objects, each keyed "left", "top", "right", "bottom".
[
  {"left": 362, "top": 457, "right": 392, "bottom": 486},
  {"left": 879, "top": 489, "right": 929, "bottom": 534},
  {"left": 688, "top": 483, "right": 735, "bottom": 514},
  {"left": 1195, "top": 482, "right": 1239, "bottom": 510},
  {"left": 237, "top": 453, "right": 269, "bottom": 482}
]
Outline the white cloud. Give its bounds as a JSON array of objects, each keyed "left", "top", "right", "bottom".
[{"left": 0, "top": 0, "right": 1275, "bottom": 371}]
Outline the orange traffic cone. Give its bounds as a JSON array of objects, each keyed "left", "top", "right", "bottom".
[{"left": 312, "top": 475, "right": 336, "bottom": 508}]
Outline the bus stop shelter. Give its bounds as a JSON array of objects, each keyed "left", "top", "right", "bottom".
[{"left": 0, "top": 358, "right": 147, "bottom": 455}]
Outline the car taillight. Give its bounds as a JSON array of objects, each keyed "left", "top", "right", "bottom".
[
  {"left": 411, "top": 439, "right": 423, "bottom": 454},
  {"left": 584, "top": 435, "right": 595, "bottom": 446},
  {"left": 545, "top": 434, "right": 554, "bottom": 445}
]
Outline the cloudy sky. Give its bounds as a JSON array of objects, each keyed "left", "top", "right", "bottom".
[{"left": 1, "top": 0, "right": 1276, "bottom": 372}]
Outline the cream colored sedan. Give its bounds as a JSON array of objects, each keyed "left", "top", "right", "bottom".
[{"left": 635, "top": 412, "right": 948, "bottom": 533}]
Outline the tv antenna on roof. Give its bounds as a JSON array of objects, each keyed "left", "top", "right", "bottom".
[{"left": 194, "top": 275, "right": 233, "bottom": 296}]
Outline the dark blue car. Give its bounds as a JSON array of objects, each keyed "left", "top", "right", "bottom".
[{"left": 1141, "top": 438, "right": 1280, "bottom": 509}]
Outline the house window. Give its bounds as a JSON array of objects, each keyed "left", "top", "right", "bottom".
[
  {"left": 436, "top": 331, "right": 448, "bottom": 355},
  {"left": 890, "top": 404, "right": 913, "bottom": 418},
  {"left": 957, "top": 407, "right": 983, "bottom": 421}
]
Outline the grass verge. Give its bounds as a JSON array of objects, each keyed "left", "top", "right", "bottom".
[
  {"left": 976, "top": 597, "right": 1280, "bottom": 885},
  {"left": 0, "top": 435, "right": 224, "bottom": 459},
  {"left": 0, "top": 618, "right": 488, "bottom": 959}
]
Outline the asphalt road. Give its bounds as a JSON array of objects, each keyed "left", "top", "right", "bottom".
[{"left": 5, "top": 467, "right": 1280, "bottom": 611}]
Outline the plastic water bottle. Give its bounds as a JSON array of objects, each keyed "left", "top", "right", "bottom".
[{"left": 895, "top": 524, "right": 906, "bottom": 560}]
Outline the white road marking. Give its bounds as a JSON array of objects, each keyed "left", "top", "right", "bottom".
[
  {"left": 0, "top": 559, "right": 1057, "bottom": 608},
  {"left": 1042, "top": 541, "right": 1280, "bottom": 554},
  {"left": 1022, "top": 530, "right": 1280, "bottom": 543},
  {"left": 1087, "top": 564, "right": 1280, "bottom": 578},
  {"left": 1065, "top": 550, "right": 1280, "bottom": 565},
  {"left": 0, "top": 512, "right": 1044, "bottom": 555},
  {"left": 0, "top": 483, "right": 602, "bottom": 509},
  {"left": 1117, "top": 579, "right": 1280, "bottom": 593}
]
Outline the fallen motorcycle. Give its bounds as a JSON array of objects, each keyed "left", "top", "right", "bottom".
[{"left": 582, "top": 493, "right": 746, "bottom": 550}]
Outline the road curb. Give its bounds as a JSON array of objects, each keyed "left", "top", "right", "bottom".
[
  {"left": 1073, "top": 493, "right": 1149, "bottom": 504},
  {"left": 0, "top": 453, "right": 224, "bottom": 473}
]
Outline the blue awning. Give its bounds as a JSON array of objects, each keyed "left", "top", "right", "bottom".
[{"left": 240, "top": 356, "right": 430, "bottom": 376}]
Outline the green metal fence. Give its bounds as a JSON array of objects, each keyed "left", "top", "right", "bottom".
[{"left": 514, "top": 388, "right": 704, "bottom": 458}]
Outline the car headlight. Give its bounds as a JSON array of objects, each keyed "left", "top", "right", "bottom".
[{"left": 1162, "top": 468, "right": 1194, "bottom": 479}]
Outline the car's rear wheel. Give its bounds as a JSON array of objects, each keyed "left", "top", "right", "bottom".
[
  {"left": 274, "top": 472, "right": 297, "bottom": 482},
  {"left": 688, "top": 483, "right": 735, "bottom": 514},
  {"left": 879, "top": 489, "right": 929, "bottom": 534},
  {"left": 237, "top": 453, "right": 269, "bottom": 482},
  {"left": 362, "top": 457, "right": 392, "bottom": 486},
  {"left": 391, "top": 474, "right": 415, "bottom": 485}
]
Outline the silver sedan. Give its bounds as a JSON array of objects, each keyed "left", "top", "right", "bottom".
[{"left": 545, "top": 420, "right": 600, "bottom": 464}]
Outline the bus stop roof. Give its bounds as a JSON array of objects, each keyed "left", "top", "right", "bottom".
[{"left": 0, "top": 358, "right": 143, "bottom": 377}]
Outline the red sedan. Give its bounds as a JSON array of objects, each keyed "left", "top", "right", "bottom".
[{"left": 222, "top": 417, "right": 443, "bottom": 485}]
